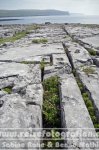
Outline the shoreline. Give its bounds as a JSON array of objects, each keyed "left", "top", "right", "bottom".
[
  {"left": 0, "top": 15, "right": 99, "bottom": 25},
  {"left": 0, "top": 19, "right": 21, "bottom": 22}
]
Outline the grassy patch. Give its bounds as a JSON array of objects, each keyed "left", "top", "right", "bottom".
[
  {"left": 89, "top": 49, "right": 97, "bottom": 56},
  {"left": 0, "top": 25, "right": 41, "bottom": 45},
  {"left": 83, "top": 94, "right": 97, "bottom": 124},
  {"left": 0, "top": 31, "right": 29, "bottom": 44},
  {"left": 27, "top": 25, "right": 40, "bottom": 30},
  {"left": 43, "top": 76, "right": 61, "bottom": 128},
  {"left": 43, "top": 76, "right": 62, "bottom": 149},
  {"left": 3, "top": 87, "right": 12, "bottom": 94},
  {"left": 76, "top": 78, "right": 84, "bottom": 93},
  {"left": 83, "top": 67, "right": 95, "bottom": 75},
  {"left": 32, "top": 38, "right": 48, "bottom": 44}
]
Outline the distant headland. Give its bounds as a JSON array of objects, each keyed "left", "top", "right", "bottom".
[{"left": 0, "top": 9, "right": 69, "bottom": 17}]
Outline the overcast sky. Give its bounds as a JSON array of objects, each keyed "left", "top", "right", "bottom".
[{"left": 0, "top": 0, "right": 99, "bottom": 15}]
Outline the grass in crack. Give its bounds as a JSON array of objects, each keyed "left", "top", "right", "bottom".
[
  {"left": 32, "top": 38, "right": 48, "bottom": 44},
  {"left": 40, "top": 60, "right": 46, "bottom": 70},
  {"left": 76, "top": 77, "right": 99, "bottom": 131},
  {"left": 21, "top": 61, "right": 34, "bottom": 64},
  {"left": 43, "top": 76, "right": 60, "bottom": 128},
  {"left": 40, "top": 60, "right": 46, "bottom": 82},
  {"left": 43, "top": 76, "right": 62, "bottom": 149},
  {"left": 89, "top": 49, "right": 97, "bottom": 56},
  {"left": 82, "top": 92, "right": 97, "bottom": 124},
  {"left": 3, "top": 86, "right": 13, "bottom": 94}
]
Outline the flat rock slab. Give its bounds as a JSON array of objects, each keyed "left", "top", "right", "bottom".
[
  {"left": 44, "top": 53, "right": 72, "bottom": 79},
  {"left": 64, "top": 40, "right": 99, "bottom": 131},
  {"left": 0, "top": 63, "right": 43, "bottom": 149},
  {"left": 77, "top": 66, "right": 99, "bottom": 119},
  {"left": 0, "top": 94, "right": 42, "bottom": 149},
  {"left": 80, "top": 35, "right": 99, "bottom": 49},
  {"left": 53, "top": 53, "right": 70, "bottom": 66},
  {"left": 25, "top": 83, "right": 43, "bottom": 106},
  {"left": 0, "top": 93, "right": 42, "bottom": 128},
  {"left": 59, "top": 73, "right": 98, "bottom": 149},
  {"left": 64, "top": 41, "right": 93, "bottom": 68},
  {"left": 0, "top": 44, "right": 64, "bottom": 62},
  {"left": 64, "top": 25, "right": 99, "bottom": 39},
  {"left": 0, "top": 62, "right": 41, "bottom": 84}
]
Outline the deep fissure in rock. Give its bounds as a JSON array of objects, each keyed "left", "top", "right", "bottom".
[
  {"left": 43, "top": 76, "right": 61, "bottom": 128},
  {"left": 40, "top": 61, "right": 45, "bottom": 82},
  {"left": 42, "top": 76, "right": 63, "bottom": 149}
]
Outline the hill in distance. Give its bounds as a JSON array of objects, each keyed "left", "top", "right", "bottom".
[{"left": 0, "top": 9, "right": 69, "bottom": 17}]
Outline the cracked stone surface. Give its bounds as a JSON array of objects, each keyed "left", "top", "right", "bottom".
[
  {"left": 77, "top": 66, "right": 99, "bottom": 119},
  {"left": 63, "top": 41, "right": 93, "bottom": 68},
  {"left": 44, "top": 52, "right": 72, "bottom": 79},
  {"left": 64, "top": 34, "right": 99, "bottom": 128},
  {"left": 59, "top": 73, "right": 98, "bottom": 149},
  {"left": 0, "top": 23, "right": 99, "bottom": 149},
  {"left": 0, "top": 62, "right": 42, "bottom": 149},
  {"left": 81, "top": 35, "right": 99, "bottom": 48}
]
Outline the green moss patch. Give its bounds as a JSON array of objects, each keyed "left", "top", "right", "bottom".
[
  {"left": 89, "top": 49, "right": 97, "bottom": 56},
  {"left": 83, "top": 67, "right": 95, "bottom": 75},
  {"left": 32, "top": 38, "right": 48, "bottom": 44},
  {"left": 3, "top": 86, "right": 12, "bottom": 94}
]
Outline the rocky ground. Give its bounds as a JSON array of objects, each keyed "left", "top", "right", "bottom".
[{"left": 0, "top": 23, "right": 99, "bottom": 149}]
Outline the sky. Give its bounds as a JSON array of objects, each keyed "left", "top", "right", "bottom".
[{"left": 0, "top": 0, "right": 99, "bottom": 15}]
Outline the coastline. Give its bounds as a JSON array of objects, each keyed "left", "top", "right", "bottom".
[
  {"left": 0, "top": 19, "right": 21, "bottom": 22},
  {"left": 0, "top": 15, "right": 99, "bottom": 25}
]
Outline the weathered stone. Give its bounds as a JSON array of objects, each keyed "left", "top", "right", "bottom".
[
  {"left": 0, "top": 63, "right": 41, "bottom": 84},
  {"left": 77, "top": 66, "right": 99, "bottom": 119},
  {"left": 43, "top": 55, "right": 51, "bottom": 64},
  {"left": 25, "top": 84, "right": 43, "bottom": 106},
  {"left": 81, "top": 35, "right": 99, "bottom": 49},
  {"left": 64, "top": 38, "right": 99, "bottom": 127},
  {"left": 59, "top": 73, "right": 98, "bottom": 149},
  {"left": 53, "top": 53, "right": 69, "bottom": 66},
  {"left": 0, "top": 62, "right": 42, "bottom": 149},
  {"left": 0, "top": 94, "right": 42, "bottom": 149},
  {"left": 64, "top": 24, "right": 99, "bottom": 39},
  {"left": 0, "top": 23, "right": 99, "bottom": 150},
  {"left": 0, "top": 90, "right": 6, "bottom": 98},
  {"left": 0, "top": 44, "right": 65, "bottom": 62},
  {"left": 44, "top": 53, "right": 72, "bottom": 79},
  {"left": 63, "top": 41, "right": 93, "bottom": 69}
]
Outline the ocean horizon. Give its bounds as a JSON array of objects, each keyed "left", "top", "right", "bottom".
[{"left": 0, "top": 15, "right": 99, "bottom": 25}]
